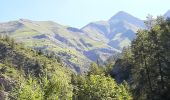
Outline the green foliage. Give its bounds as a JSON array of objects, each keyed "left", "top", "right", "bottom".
[
  {"left": 88, "top": 63, "right": 105, "bottom": 75},
  {"left": 71, "top": 63, "right": 132, "bottom": 100},
  {"left": 0, "top": 34, "right": 132, "bottom": 100},
  {"left": 10, "top": 72, "right": 73, "bottom": 100},
  {"left": 121, "top": 47, "right": 133, "bottom": 64},
  {"left": 12, "top": 76, "right": 43, "bottom": 100},
  {"left": 76, "top": 75, "right": 132, "bottom": 100},
  {"left": 88, "top": 62, "right": 114, "bottom": 76},
  {"left": 0, "top": 36, "right": 73, "bottom": 99},
  {"left": 109, "top": 16, "right": 170, "bottom": 100},
  {"left": 129, "top": 16, "right": 170, "bottom": 99},
  {"left": 43, "top": 72, "right": 73, "bottom": 100}
]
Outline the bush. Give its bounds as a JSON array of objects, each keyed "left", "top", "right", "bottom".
[{"left": 77, "top": 74, "right": 132, "bottom": 100}]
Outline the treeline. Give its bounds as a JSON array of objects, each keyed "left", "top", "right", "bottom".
[
  {"left": 72, "top": 63, "right": 132, "bottom": 100},
  {"left": 0, "top": 35, "right": 132, "bottom": 100},
  {"left": 118, "top": 16, "right": 170, "bottom": 100}
]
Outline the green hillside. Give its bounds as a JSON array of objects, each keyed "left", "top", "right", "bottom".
[
  {"left": 0, "top": 35, "right": 73, "bottom": 99},
  {"left": 0, "top": 19, "right": 120, "bottom": 73},
  {"left": 0, "top": 35, "right": 131, "bottom": 100}
]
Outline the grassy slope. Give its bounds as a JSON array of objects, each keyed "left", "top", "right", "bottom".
[
  {"left": 0, "top": 19, "right": 120, "bottom": 72},
  {"left": 0, "top": 20, "right": 92, "bottom": 72}
]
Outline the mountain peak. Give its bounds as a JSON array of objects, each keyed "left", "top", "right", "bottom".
[
  {"left": 114, "top": 11, "right": 131, "bottom": 16},
  {"left": 109, "top": 11, "right": 138, "bottom": 22},
  {"left": 109, "top": 11, "right": 144, "bottom": 28}
]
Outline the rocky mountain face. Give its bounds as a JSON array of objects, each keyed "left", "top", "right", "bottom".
[{"left": 1, "top": 10, "right": 169, "bottom": 73}]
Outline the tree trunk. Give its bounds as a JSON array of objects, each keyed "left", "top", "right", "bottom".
[{"left": 157, "top": 54, "right": 164, "bottom": 89}]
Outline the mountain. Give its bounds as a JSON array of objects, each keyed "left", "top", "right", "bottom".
[
  {"left": 82, "top": 11, "right": 144, "bottom": 50},
  {"left": 0, "top": 11, "right": 146, "bottom": 73}
]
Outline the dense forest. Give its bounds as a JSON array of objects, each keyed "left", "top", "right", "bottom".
[
  {"left": 0, "top": 16, "right": 170, "bottom": 100},
  {"left": 115, "top": 16, "right": 170, "bottom": 100}
]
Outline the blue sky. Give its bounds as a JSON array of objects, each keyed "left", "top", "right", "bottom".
[{"left": 0, "top": 0, "right": 170, "bottom": 28}]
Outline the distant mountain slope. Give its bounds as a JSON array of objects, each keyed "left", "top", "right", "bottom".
[
  {"left": 0, "top": 19, "right": 119, "bottom": 73},
  {"left": 0, "top": 19, "right": 87, "bottom": 73},
  {"left": 82, "top": 11, "right": 144, "bottom": 50}
]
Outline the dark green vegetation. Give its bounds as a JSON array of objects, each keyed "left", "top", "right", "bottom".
[
  {"left": 112, "top": 16, "right": 170, "bottom": 100},
  {"left": 0, "top": 35, "right": 131, "bottom": 100}
]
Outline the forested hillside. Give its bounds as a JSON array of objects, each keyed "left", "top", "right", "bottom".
[{"left": 0, "top": 35, "right": 131, "bottom": 100}]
